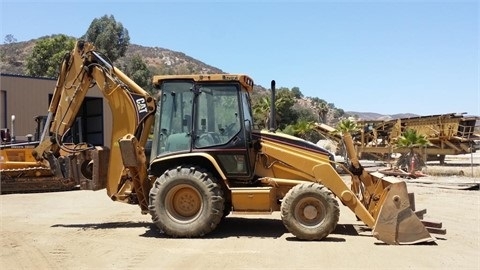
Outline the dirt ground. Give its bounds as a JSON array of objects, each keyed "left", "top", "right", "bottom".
[{"left": 1, "top": 155, "right": 479, "bottom": 270}]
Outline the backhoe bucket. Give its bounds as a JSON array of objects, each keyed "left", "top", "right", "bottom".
[{"left": 372, "top": 181, "right": 435, "bottom": 245}]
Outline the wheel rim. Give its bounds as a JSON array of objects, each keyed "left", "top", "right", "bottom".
[
  {"left": 294, "top": 197, "right": 326, "bottom": 227},
  {"left": 165, "top": 184, "right": 203, "bottom": 223}
]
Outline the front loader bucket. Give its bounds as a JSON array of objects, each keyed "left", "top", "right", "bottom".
[
  {"left": 372, "top": 181, "right": 435, "bottom": 245},
  {"left": 340, "top": 132, "right": 444, "bottom": 244}
]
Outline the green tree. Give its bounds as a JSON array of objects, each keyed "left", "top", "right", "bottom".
[
  {"left": 3, "top": 34, "right": 17, "bottom": 44},
  {"left": 275, "top": 89, "right": 297, "bottom": 130},
  {"left": 294, "top": 105, "right": 317, "bottom": 123},
  {"left": 26, "top": 34, "right": 75, "bottom": 77},
  {"left": 252, "top": 90, "right": 296, "bottom": 130},
  {"left": 282, "top": 120, "right": 319, "bottom": 142},
  {"left": 83, "top": 15, "right": 130, "bottom": 62},
  {"left": 1, "top": 34, "right": 18, "bottom": 66},
  {"left": 122, "top": 54, "right": 152, "bottom": 92},
  {"left": 291, "top": 87, "right": 303, "bottom": 99},
  {"left": 252, "top": 95, "right": 273, "bottom": 129},
  {"left": 333, "top": 108, "right": 345, "bottom": 119},
  {"left": 395, "top": 129, "right": 431, "bottom": 173}
]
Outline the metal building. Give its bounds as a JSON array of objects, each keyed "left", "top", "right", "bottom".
[{"left": 0, "top": 73, "right": 112, "bottom": 147}]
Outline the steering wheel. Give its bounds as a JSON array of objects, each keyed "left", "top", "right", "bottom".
[{"left": 198, "top": 132, "right": 221, "bottom": 145}]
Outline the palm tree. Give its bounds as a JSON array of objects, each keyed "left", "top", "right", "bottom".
[
  {"left": 334, "top": 118, "right": 358, "bottom": 134},
  {"left": 252, "top": 95, "right": 285, "bottom": 130},
  {"left": 318, "top": 102, "right": 329, "bottom": 124},
  {"left": 395, "top": 129, "right": 431, "bottom": 173},
  {"left": 333, "top": 118, "right": 360, "bottom": 166},
  {"left": 293, "top": 120, "right": 313, "bottom": 140},
  {"left": 333, "top": 118, "right": 363, "bottom": 199},
  {"left": 311, "top": 100, "right": 329, "bottom": 124},
  {"left": 252, "top": 96, "right": 271, "bottom": 129}
]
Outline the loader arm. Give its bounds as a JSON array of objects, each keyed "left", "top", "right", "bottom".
[
  {"left": 33, "top": 40, "right": 156, "bottom": 208},
  {"left": 255, "top": 132, "right": 376, "bottom": 226},
  {"left": 255, "top": 130, "right": 437, "bottom": 244}
]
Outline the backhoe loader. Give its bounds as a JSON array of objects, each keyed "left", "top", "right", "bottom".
[{"left": 31, "top": 40, "right": 445, "bottom": 245}]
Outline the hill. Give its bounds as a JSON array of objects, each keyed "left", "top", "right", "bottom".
[
  {"left": 0, "top": 38, "right": 223, "bottom": 76},
  {"left": 1, "top": 38, "right": 407, "bottom": 123}
]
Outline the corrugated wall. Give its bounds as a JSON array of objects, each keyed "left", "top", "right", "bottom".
[{"left": 0, "top": 74, "right": 112, "bottom": 147}]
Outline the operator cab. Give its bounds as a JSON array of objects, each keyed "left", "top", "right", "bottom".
[{"left": 151, "top": 74, "right": 255, "bottom": 178}]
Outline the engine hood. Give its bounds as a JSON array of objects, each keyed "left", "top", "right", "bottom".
[{"left": 252, "top": 130, "right": 335, "bottom": 162}]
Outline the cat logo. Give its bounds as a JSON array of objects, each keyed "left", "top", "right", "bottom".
[{"left": 136, "top": 98, "right": 148, "bottom": 113}]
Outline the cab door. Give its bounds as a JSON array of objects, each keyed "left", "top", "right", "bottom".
[{"left": 193, "top": 84, "right": 253, "bottom": 179}]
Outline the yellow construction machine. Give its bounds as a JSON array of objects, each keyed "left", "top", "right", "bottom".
[
  {"left": 30, "top": 40, "right": 445, "bottom": 244},
  {"left": 0, "top": 116, "right": 83, "bottom": 193}
]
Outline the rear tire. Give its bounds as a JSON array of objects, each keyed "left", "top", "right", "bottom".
[
  {"left": 281, "top": 183, "right": 339, "bottom": 240},
  {"left": 149, "top": 166, "right": 224, "bottom": 237}
]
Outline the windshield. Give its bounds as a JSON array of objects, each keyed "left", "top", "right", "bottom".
[{"left": 151, "top": 81, "right": 194, "bottom": 157}]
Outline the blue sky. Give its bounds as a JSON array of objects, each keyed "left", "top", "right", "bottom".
[{"left": 1, "top": 0, "right": 478, "bottom": 116}]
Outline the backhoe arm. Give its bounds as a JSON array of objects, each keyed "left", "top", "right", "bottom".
[{"left": 33, "top": 40, "right": 156, "bottom": 208}]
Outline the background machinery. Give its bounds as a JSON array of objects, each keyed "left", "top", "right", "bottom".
[
  {"left": 26, "top": 40, "right": 444, "bottom": 245},
  {"left": 315, "top": 114, "right": 480, "bottom": 164}
]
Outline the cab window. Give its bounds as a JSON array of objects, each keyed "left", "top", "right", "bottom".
[{"left": 195, "top": 85, "right": 240, "bottom": 148}]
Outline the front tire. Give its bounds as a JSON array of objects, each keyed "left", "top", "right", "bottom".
[
  {"left": 149, "top": 166, "right": 224, "bottom": 237},
  {"left": 281, "top": 183, "right": 339, "bottom": 240}
]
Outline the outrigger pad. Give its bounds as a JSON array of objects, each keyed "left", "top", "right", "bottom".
[{"left": 372, "top": 181, "right": 435, "bottom": 245}]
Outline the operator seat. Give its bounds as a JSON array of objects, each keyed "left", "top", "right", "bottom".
[{"left": 164, "top": 133, "right": 190, "bottom": 152}]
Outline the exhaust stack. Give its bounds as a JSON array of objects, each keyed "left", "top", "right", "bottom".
[{"left": 269, "top": 80, "right": 276, "bottom": 132}]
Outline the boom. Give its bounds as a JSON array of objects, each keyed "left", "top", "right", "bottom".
[{"left": 32, "top": 40, "right": 156, "bottom": 205}]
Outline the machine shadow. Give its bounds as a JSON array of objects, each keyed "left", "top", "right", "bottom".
[
  {"left": 52, "top": 217, "right": 363, "bottom": 241},
  {"left": 51, "top": 221, "right": 151, "bottom": 230},
  {"left": 141, "top": 217, "right": 361, "bottom": 241}
]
